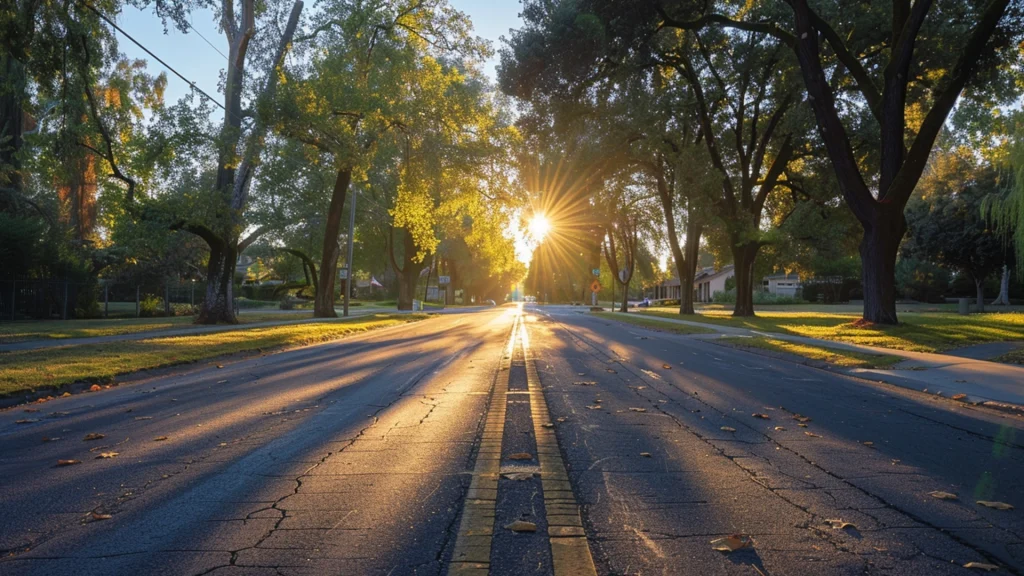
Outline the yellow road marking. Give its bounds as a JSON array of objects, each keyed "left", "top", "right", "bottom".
[
  {"left": 521, "top": 321, "right": 598, "bottom": 576},
  {"left": 448, "top": 310, "right": 519, "bottom": 575}
]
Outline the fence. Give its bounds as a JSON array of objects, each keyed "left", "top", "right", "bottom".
[{"left": 0, "top": 278, "right": 233, "bottom": 321}]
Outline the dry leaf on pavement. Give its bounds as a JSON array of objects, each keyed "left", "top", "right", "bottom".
[
  {"left": 606, "top": 368, "right": 617, "bottom": 374},
  {"left": 752, "top": 413, "right": 770, "bottom": 419},
  {"left": 505, "top": 520, "right": 537, "bottom": 532},
  {"left": 629, "top": 407, "right": 647, "bottom": 412},
  {"left": 710, "top": 534, "right": 753, "bottom": 552},
  {"left": 586, "top": 405, "right": 602, "bottom": 410},
  {"left": 929, "top": 491, "right": 958, "bottom": 500},
  {"left": 721, "top": 426, "right": 736, "bottom": 432},
  {"left": 83, "top": 433, "right": 105, "bottom": 441},
  {"left": 774, "top": 426, "right": 786, "bottom": 431},
  {"left": 662, "top": 364, "right": 672, "bottom": 370},
  {"left": 793, "top": 415, "right": 812, "bottom": 423},
  {"left": 798, "top": 423, "right": 808, "bottom": 428},
  {"left": 863, "top": 441, "right": 875, "bottom": 447},
  {"left": 15, "top": 419, "right": 38, "bottom": 424},
  {"left": 573, "top": 381, "right": 596, "bottom": 386},
  {"left": 508, "top": 452, "right": 532, "bottom": 460},
  {"left": 805, "top": 431, "right": 821, "bottom": 438},
  {"left": 964, "top": 562, "right": 1000, "bottom": 571},
  {"left": 96, "top": 452, "right": 118, "bottom": 459},
  {"left": 542, "top": 423, "right": 554, "bottom": 428},
  {"left": 88, "top": 512, "right": 112, "bottom": 522},
  {"left": 57, "top": 460, "right": 81, "bottom": 466},
  {"left": 153, "top": 436, "right": 169, "bottom": 442},
  {"left": 977, "top": 501, "right": 1014, "bottom": 510},
  {"left": 952, "top": 393, "right": 968, "bottom": 400},
  {"left": 826, "top": 519, "right": 856, "bottom": 530},
  {"left": 89, "top": 385, "right": 102, "bottom": 392},
  {"left": 640, "top": 452, "right": 652, "bottom": 458}
]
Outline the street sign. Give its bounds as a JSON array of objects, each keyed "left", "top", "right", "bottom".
[
  {"left": 592, "top": 268, "right": 601, "bottom": 277},
  {"left": 590, "top": 280, "right": 601, "bottom": 293},
  {"left": 438, "top": 275, "right": 451, "bottom": 285},
  {"left": 338, "top": 268, "right": 349, "bottom": 280},
  {"left": 618, "top": 268, "right": 629, "bottom": 282}
]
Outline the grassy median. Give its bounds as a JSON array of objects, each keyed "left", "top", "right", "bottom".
[
  {"left": 640, "top": 309, "right": 1024, "bottom": 353},
  {"left": 0, "top": 312, "right": 317, "bottom": 343},
  {"left": 0, "top": 314, "right": 426, "bottom": 396},
  {"left": 594, "top": 312, "right": 716, "bottom": 335},
  {"left": 717, "top": 336, "right": 903, "bottom": 369}
]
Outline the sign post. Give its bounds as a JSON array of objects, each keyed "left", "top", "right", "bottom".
[{"left": 590, "top": 279, "right": 601, "bottom": 307}]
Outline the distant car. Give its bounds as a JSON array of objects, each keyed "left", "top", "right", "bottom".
[{"left": 485, "top": 299, "right": 496, "bottom": 306}]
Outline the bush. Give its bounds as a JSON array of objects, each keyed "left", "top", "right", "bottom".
[
  {"left": 139, "top": 295, "right": 165, "bottom": 317},
  {"left": 712, "top": 289, "right": 804, "bottom": 305},
  {"left": 279, "top": 296, "right": 297, "bottom": 310},
  {"left": 895, "top": 258, "right": 949, "bottom": 303}
]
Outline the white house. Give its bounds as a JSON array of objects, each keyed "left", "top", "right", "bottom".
[
  {"left": 650, "top": 265, "right": 735, "bottom": 303},
  {"left": 763, "top": 272, "right": 801, "bottom": 296}
]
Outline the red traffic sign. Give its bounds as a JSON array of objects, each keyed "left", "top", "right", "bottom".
[{"left": 590, "top": 280, "right": 601, "bottom": 293}]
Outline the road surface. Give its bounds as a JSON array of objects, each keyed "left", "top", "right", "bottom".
[{"left": 1, "top": 305, "right": 1022, "bottom": 575}]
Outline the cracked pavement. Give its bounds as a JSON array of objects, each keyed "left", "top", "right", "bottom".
[{"left": 1, "top": 304, "right": 1023, "bottom": 575}]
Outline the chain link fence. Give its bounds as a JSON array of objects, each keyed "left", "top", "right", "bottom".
[{"left": 0, "top": 278, "right": 224, "bottom": 321}]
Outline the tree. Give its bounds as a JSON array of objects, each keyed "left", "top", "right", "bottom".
[
  {"left": 661, "top": 0, "right": 1024, "bottom": 323},
  {"left": 906, "top": 147, "right": 1012, "bottom": 310},
  {"left": 984, "top": 117, "right": 1024, "bottom": 305}
]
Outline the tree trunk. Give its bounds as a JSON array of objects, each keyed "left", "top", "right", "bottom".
[
  {"left": 680, "top": 223, "right": 703, "bottom": 314},
  {"left": 396, "top": 231, "right": 420, "bottom": 310},
  {"left": 620, "top": 278, "right": 629, "bottom": 312},
  {"left": 992, "top": 265, "right": 1011, "bottom": 306},
  {"left": 731, "top": 243, "right": 759, "bottom": 317},
  {"left": 0, "top": 54, "right": 26, "bottom": 207},
  {"left": 314, "top": 168, "right": 351, "bottom": 318},
  {"left": 859, "top": 209, "right": 905, "bottom": 324},
  {"left": 197, "top": 242, "right": 238, "bottom": 324},
  {"left": 975, "top": 276, "right": 986, "bottom": 313}
]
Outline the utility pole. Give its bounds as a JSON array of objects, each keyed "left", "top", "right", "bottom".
[{"left": 343, "top": 191, "right": 357, "bottom": 317}]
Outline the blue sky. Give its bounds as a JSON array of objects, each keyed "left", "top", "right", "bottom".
[{"left": 117, "top": 1, "right": 524, "bottom": 107}]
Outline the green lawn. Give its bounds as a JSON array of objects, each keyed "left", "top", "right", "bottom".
[
  {"left": 595, "top": 312, "right": 716, "bottom": 335},
  {"left": 717, "top": 336, "right": 903, "bottom": 369},
  {"left": 0, "top": 312, "right": 316, "bottom": 344},
  {"left": 638, "top": 308, "right": 1024, "bottom": 353},
  {"left": 0, "top": 314, "right": 426, "bottom": 396}
]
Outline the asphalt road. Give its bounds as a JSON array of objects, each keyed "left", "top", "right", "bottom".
[{"left": 1, "top": 304, "right": 1022, "bottom": 575}]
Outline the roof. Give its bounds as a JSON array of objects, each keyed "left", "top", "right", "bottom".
[
  {"left": 764, "top": 272, "right": 800, "bottom": 281},
  {"left": 655, "top": 264, "right": 734, "bottom": 287}
]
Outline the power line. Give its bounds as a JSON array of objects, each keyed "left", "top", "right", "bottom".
[{"left": 79, "top": 0, "right": 226, "bottom": 113}]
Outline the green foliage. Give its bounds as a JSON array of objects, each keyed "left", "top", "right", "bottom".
[
  {"left": 896, "top": 258, "right": 950, "bottom": 303},
  {"left": 711, "top": 289, "right": 804, "bottom": 306}
]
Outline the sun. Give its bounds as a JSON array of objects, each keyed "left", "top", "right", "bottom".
[{"left": 528, "top": 213, "right": 552, "bottom": 243}]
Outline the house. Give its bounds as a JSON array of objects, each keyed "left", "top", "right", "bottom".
[
  {"left": 763, "top": 272, "right": 801, "bottom": 296},
  {"left": 650, "top": 265, "right": 735, "bottom": 303}
]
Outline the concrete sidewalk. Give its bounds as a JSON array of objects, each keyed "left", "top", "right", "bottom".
[
  {"left": 0, "top": 308, "right": 383, "bottom": 353},
  {"left": 615, "top": 312, "right": 1024, "bottom": 408}
]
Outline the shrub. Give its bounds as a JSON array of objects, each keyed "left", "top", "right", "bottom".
[
  {"left": 712, "top": 289, "right": 804, "bottom": 305},
  {"left": 139, "top": 295, "right": 165, "bottom": 317},
  {"left": 895, "top": 258, "right": 949, "bottom": 303},
  {"left": 279, "top": 296, "right": 297, "bottom": 310}
]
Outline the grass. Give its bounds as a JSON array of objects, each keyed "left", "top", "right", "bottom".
[
  {"left": 594, "top": 312, "right": 716, "bottom": 335},
  {"left": 994, "top": 348, "right": 1024, "bottom": 365},
  {"left": 0, "top": 312, "right": 316, "bottom": 344},
  {"left": 639, "top": 308, "right": 1024, "bottom": 353},
  {"left": 0, "top": 313, "right": 426, "bottom": 396},
  {"left": 717, "top": 336, "right": 903, "bottom": 369}
]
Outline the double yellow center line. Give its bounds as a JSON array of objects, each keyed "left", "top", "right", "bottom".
[{"left": 449, "top": 310, "right": 596, "bottom": 575}]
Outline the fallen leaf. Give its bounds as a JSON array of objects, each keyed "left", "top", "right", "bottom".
[
  {"left": 964, "top": 562, "right": 1000, "bottom": 571},
  {"left": 752, "top": 413, "right": 770, "bottom": 420},
  {"left": 640, "top": 452, "right": 652, "bottom": 458},
  {"left": 504, "top": 520, "right": 537, "bottom": 532},
  {"left": 42, "top": 437, "right": 61, "bottom": 442},
  {"left": 573, "top": 381, "right": 596, "bottom": 386},
  {"left": 556, "top": 417, "right": 567, "bottom": 422},
  {"left": 216, "top": 364, "right": 224, "bottom": 369},
  {"left": 710, "top": 534, "right": 753, "bottom": 552},
  {"left": 61, "top": 392, "right": 72, "bottom": 397},
  {"left": 153, "top": 436, "right": 169, "bottom": 442},
  {"left": 952, "top": 393, "right": 968, "bottom": 401},
  {"left": 57, "top": 459, "right": 81, "bottom": 466},
  {"left": 88, "top": 512, "right": 112, "bottom": 522},
  {"left": 23, "top": 408, "right": 39, "bottom": 413},
  {"left": 774, "top": 426, "right": 786, "bottom": 431},
  {"left": 83, "top": 433, "right": 105, "bottom": 441},
  {"left": 929, "top": 491, "right": 958, "bottom": 500},
  {"left": 542, "top": 423, "right": 554, "bottom": 428},
  {"left": 805, "top": 431, "right": 821, "bottom": 438},
  {"left": 502, "top": 472, "right": 534, "bottom": 481},
  {"left": 721, "top": 426, "right": 736, "bottom": 432},
  {"left": 798, "top": 423, "right": 809, "bottom": 428},
  {"left": 977, "top": 501, "right": 1014, "bottom": 511},
  {"left": 662, "top": 364, "right": 672, "bottom": 370},
  {"left": 134, "top": 416, "right": 153, "bottom": 421},
  {"left": 96, "top": 452, "right": 118, "bottom": 459},
  {"left": 629, "top": 407, "right": 647, "bottom": 413},
  {"left": 793, "top": 415, "right": 812, "bottom": 423},
  {"left": 606, "top": 368, "right": 617, "bottom": 374},
  {"left": 216, "top": 380, "right": 228, "bottom": 384},
  {"left": 508, "top": 452, "right": 532, "bottom": 460},
  {"left": 863, "top": 441, "right": 875, "bottom": 447},
  {"left": 586, "top": 405, "right": 602, "bottom": 410},
  {"left": 89, "top": 384, "right": 102, "bottom": 392},
  {"left": 826, "top": 519, "right": 857, "bottom": 530},
  {"left": 15, "top": 419, "right": 39, "bottom": 424}
]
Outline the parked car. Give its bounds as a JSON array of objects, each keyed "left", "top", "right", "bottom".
[{"left": 485, "top": 299, "right": 496, "bottom": 306}]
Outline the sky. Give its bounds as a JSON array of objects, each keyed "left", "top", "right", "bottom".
[{"left": 117, "top": 1, "right": 524, "bottom": 106}]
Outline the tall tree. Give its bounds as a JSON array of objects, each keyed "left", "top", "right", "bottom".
[{"left": 661, "top": 0, "right": 1024, "bottom": 323}]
